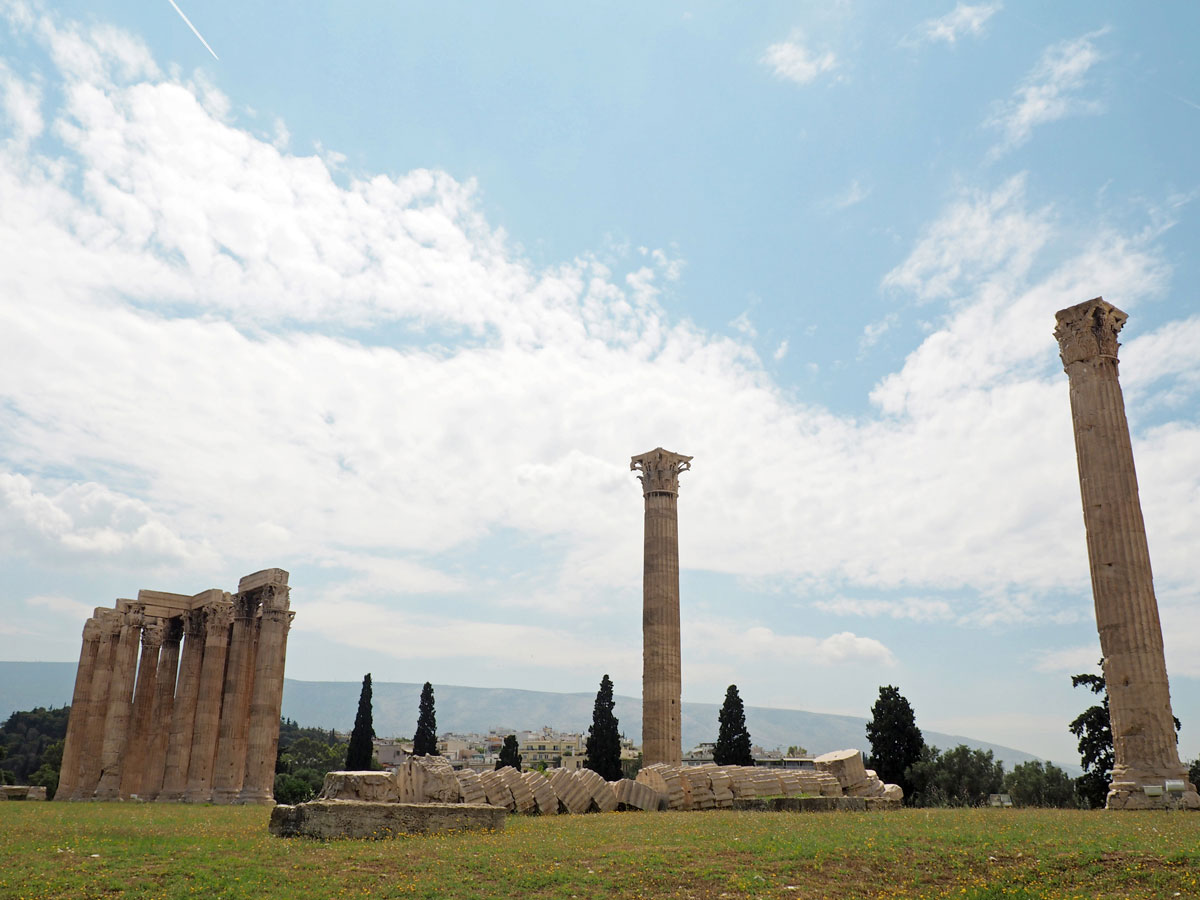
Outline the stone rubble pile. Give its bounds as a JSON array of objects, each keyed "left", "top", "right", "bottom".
[
  {"left": 317, "top": 750, "right": 902, "bottom": 815},
  {"left": 813, "top": 749, "right": 902, "bottom": 801}
]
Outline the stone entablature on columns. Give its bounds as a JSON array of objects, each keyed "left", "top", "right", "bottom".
[
  {"left": 56, "top": 572, "right": 294, "bottom": 804},
  {"left": 1055, "top": 297, "right": 1200, "bottom": 811}
]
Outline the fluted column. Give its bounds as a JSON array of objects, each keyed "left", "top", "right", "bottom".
[
  {"left": 139, "top": 617, "right": 183, "bottom": 800},
  {"left": 631, "top": 447, "right": 692, "bottom": 767},
  {"left": 1055, "top": 298, "right": 1199, "bottom": 810},
  {"left": 238, "top": 571, "right": 293, "bottom": 803},
  {"left": 160, "top": 608, "right": 207, "bottom": 801},
  {"left": 74, "top": 609, "right": 123, "bottom": 799},
  {"left": 55, "top": 616, "right": 103, "bottom": 801},
  {"left": 209, "top": 586, "right": 261, "bottom": 804},
  {"left": 119, "top": 618, "right": 164, "bottom": 798},
  {"left": 93, "top": 602, "right": 146, "bottom": 799},
  {"left": 184, "top": 598, "right": 234, "bottom": 802}
]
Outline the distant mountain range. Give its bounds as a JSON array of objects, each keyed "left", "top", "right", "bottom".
[{"left": 0, "top": 661, "right": 1073, "bottom": 772}]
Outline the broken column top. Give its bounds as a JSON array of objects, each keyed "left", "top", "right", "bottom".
[
  {"left": 631, "top": 448, "right": 693, "bottom": 496},
  {"left": 238, "top": 568, "right": 290, "bottom": 593},
  {"left": 1054, "top": 297, "right": 1128, "bottom": 367}
]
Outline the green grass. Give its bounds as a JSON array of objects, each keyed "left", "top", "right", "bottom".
[{"left": 2, "top": 804, "right": 1199, "bottom": 899}]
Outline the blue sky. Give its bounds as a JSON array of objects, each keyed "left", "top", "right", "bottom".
[{"left": 1, "top": 0, "right": 1199, "bottom": 766}]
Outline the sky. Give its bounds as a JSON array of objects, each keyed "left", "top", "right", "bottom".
[{"left": 1, "top": 0, "right": 1198, "bottom": 766}]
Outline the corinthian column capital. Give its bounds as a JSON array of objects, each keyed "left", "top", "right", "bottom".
[
  {"left": 631, "top": 447, "right": 693, "bottom": 496},
  {"left": 141, "top": 618, "right": 165, "bottom": 652},
  {"left": 1054, "top": 297, "right": 1127, "bottom": 367}
]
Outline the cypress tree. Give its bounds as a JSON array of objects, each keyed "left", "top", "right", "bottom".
[
  {"left": 345, "top": 673, "right": 375, "bottom": 770},
  {"left": 584, "top": 674, "right": 622, "bottom": 781},
  {"left": 714, "top": 684, "right": 753, "bottom": 766},
  {"left": 413, "top": 681, "right": 438, "bottom": 756},
  {"left": 865, "top": 684, "right": 924, "bottom": 800},
  {"left": 496, "top": 734, "right": 522, "bottom": 770}
]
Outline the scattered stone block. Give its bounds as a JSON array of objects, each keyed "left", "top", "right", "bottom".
[
  {"left": 269, "top": 801, "right": 503, "bottom": 839},
  {"left": 573, "top": 768, "right": 618, "bottom": 813},
  {"left": 454, "top": 769, "right": 487, "bottom": 805},
  {"left": 522, "top": 770, "right": 561, "bottom": 815},
  {"left": 496, "top": 767, "right": 537, "bottom": 814},
  {"left": 813, "top": 749, "right": 868, "bottom": 789},
  {"left": 612, "top": 778, "right": 662, "bottom": 811},
  {"left": 546, "top": 768, "right": 592, "bottom": 814},
  {"left": 319, "top": 771, "right": 400, "bottom": 803},
  {"left": 477, "top": 770, "right": 516, "bottom": 811}
]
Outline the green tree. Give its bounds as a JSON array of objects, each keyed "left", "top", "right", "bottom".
[
  {"left": 1068, "top": 669, "right": 1112, "bottom": 809},
  {"left": 1189, "top": 756, "right": 1200, "bottom": 789},
  {"left": 584, "top": 674, "right": 622, "bottom": 781},
  {"left": 28, "top": 738, "right": 64, "bottom": 799},
  {"left": 345, "top": 673, "right": 375, "bottom": 770},
  {"left": 413, "top": 681, "right": 438, "bottom": 757},
  {"left": 907, "top": 744, "right": 1004, "bottom": 807},
  {"left": 0, "top": 706, "right": 71, "bottom": 784},
  {"left": 714, "top": 684, "right": 753, "bottom": 766},
  {"left": 865, "top": 685, "right": 924, "bottom": 801},
  {"left": 786, "top": 745, "right": 808, "bottom": 758},
  {"left": 1003, "top": 760, "right": 1077, "bottom": 808},
  {"left": 496, "top": 735, "right": 522, "bottom": 770}
]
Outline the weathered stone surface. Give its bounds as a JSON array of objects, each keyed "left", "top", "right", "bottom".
[
  {"left": 1055, "top": 299, "right": 1200, "bottom": 811},
  {"left": 454, "top": 769, "right": 488, "bottom": 806},
  {"left": 637, "top": 763, "right": 685, "bottom": 809},
  {"left": 572, "top": 768, "right": 619, "bottom": 813},
  {"left": 522, "top": 770, "right": 561, "bottom": 815},
  {"left": 632, "top": 447, "right": 691, "bottom": 767},
  {"left": 320, "top": 771, "right": 401, "bottom": 803},
  {"left": 496, "top": 766, "right": 537, "bottom": 814},
  {"left": 478, "top": 770, "right": 516, "bottom": 811},
  {"left": 882, "top": 783, "right": 904, "bottom": 802},
  {"left": 681, "top": 768, "right": 715, "bottom": 809},
  {"left": 547, "top": 768, "right": 593, "bottom": 814},
  {"left": 1, "top": 786, "right": 47, "bottom": 800},
  {"left": 813, "top": 749, "right": 868, "bottom": 789},
  {"left": 269, "top": 801, "right": 504, "bottom": 839},
  {"left": 397, "top": 756, "right": 462, "bottom": 804},
  {"left": 613, "top": 778, "right": 663, "bottom": 811}
]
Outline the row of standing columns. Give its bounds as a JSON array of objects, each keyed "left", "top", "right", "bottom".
[{"left": 55, "top": 569, "right": 293, "bottom": 804}]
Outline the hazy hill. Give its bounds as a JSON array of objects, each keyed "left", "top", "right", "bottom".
[{"left": 1, "top": 661, "right": 1069, "bottom": 771}]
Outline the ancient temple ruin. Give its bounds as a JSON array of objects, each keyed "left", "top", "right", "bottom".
[
  {"left": 631, "top": 447, "right": 692, "bottom": 767},
  {"left": 1054, "top": 299, "right": 1200, "bottom": 810},
  {"left": 56, "top": 568, "right": 293, "bottom": 804}
]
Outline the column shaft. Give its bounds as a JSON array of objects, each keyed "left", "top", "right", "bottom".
[
  {"left": 238, "top": 577, "right": 292, "bottom": 803},
  {"left": 1055, "top": 298, "right": 1197, "bottom": 810},
  {"left": 632, "top": 448, "right": 691, "bottom": 768},
  {"left": 209, "top": 589, "right": 259, "bottom": 803},
  {"left": 93, "top": 603, "right": 146, "bottom": 799},
  {"left": 120, "top": 618, "right": 164, "bottom": 798},
  {"left": 160, "top": 608, "right": 207, "bottom": 801},
  {"left": 75, "top": 611, "right": 122, "bottom": 799},
  {"left": 140, "top": 617, "right": 183, "bottom": 800},
  {"left": 55, "top": 616, "right": 103, "bottom": 801},
  {"left": 184, "top": 599, "right": 234, "bottom": 802}
]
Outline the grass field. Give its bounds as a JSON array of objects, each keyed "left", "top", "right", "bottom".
[{"left": 1, "top": 803, "right": 1198, "bottom": 900}]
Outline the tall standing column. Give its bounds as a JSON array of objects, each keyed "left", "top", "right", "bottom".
[
  {"left": 139, "top": 617, "right": 183, "bottom": 801},
  {"left": 160, "top": 607, "right": 207, "bottom": 801},
  {"left": 120, "top": 618, "right": 164, "bottom": 798},
  {"left": 209, "top": 586, "right": 261, "bottom": 804},
  {"left": 184, "top": 598, "right": 234, "bottom": 802},
  {"left": 238, "top": 570, "right": 293, "bottom": 803},
  {"left": 55, "top": 616, "right": 103, "bottom": 801},
  {"left": 74, "top": 609, "right": 122, "bottom": 799},
  {"left": 1054, "top": 298, "right": 1200, "bottom": 810},
  {"left": 631, "top": 447, "right": 692, "bottom": 767},
  {"left": 93, "top": 602, "right": 146, "bottom": 799}
]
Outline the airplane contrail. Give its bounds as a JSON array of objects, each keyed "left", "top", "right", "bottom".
[{"left": 166, "top": 0, "right": 220, "bottom": 61}]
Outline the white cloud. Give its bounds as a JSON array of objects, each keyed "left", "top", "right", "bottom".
[
  {"left": 687, "top": 620, "right": 895, "bottom": 667},
  {"left": 773, "top": 339, "right": 789, "bottom": 361},
  {"left": 1032, "top": 644, "right": 1102, "bottom": 675},
  {"left": 0, "top": 7, "right": 1197, "bottom": 688},
  {"left": 912, "top": 3, "right": 1001, "bottom": 46},
  {"left": 814, "top": 596, "right": 955, "bottom": 623},
  {"left": 827, "top": 178, "right": 871, "bottom": 211},
  {"left": 858, "top": 312, "right": 898, "bottom": 354},
  {"left": 761, "top": 34, "right": 837, "bottom": 86},
  {"left": 987, "top": 30, "right": 1107, "bottom": 157},
  {"left": 25, "top": 594, "right": 95, "bottom": 620},
  {"left": 0, "top": 62, "right": 43, "bottom": 145}
]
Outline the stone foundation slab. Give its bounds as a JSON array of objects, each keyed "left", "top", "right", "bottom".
[{"left": 269, "top": 801, "right": 505, "bottom": 839}]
